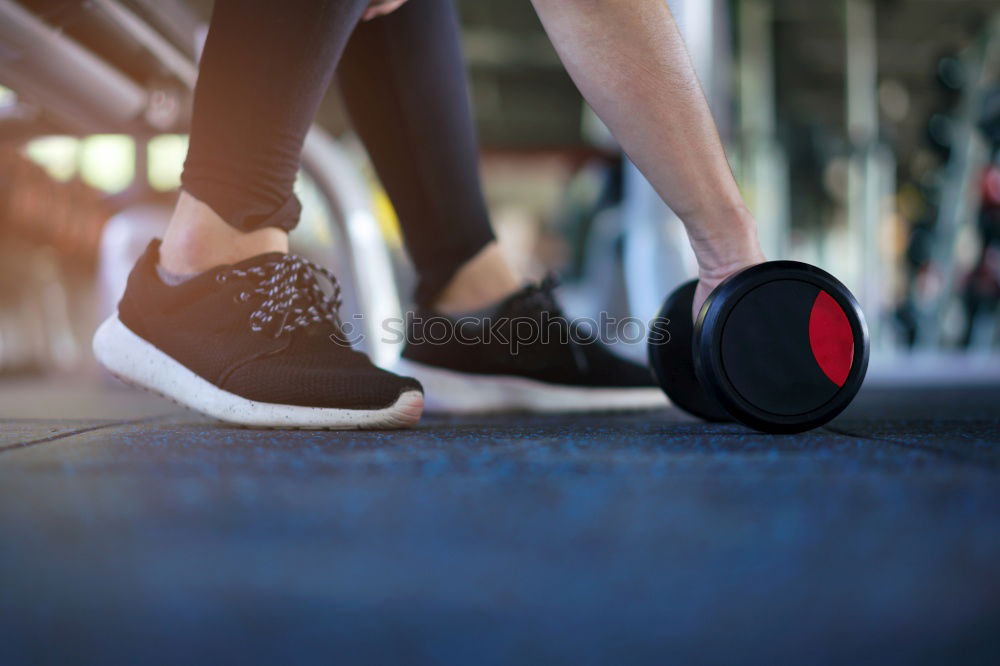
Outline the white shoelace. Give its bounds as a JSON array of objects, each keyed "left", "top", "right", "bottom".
[{"left": 216, "top": 255, "right": 343, "bottom": 337}]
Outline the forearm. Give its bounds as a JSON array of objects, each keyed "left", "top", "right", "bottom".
[{"left": 530, "top": 0, "right": 763, "bottom": 274}]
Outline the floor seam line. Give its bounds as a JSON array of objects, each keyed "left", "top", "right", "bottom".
[
  {"left": 0, "top": 415, "right": 173, "bottom": 455},
  {"left": 824, "top": 426, "right": 998, "bottom": 471}
]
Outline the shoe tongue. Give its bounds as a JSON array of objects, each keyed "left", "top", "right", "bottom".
[{"left": 498, "top": 281, "right": 558, "bottom": 317}]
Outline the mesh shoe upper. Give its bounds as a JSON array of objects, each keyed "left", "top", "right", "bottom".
[
  {"left": 118, "top": 241, "right": 421, "bottom": 410},
  {"left": 401, "top": 278, "right": 657, "bottom": 389}
]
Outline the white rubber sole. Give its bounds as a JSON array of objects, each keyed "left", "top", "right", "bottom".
[
  {"left": 394, "top": 358, "right": 667, "bottom": 414},
  {"left": 93, "top": 315, "right": 423, "bottom": 429}
]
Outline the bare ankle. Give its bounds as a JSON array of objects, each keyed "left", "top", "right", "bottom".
[
  {"left": 159, "top": 191, "right": 289, "bottom": 275},
  {"left": 433, "top": 242, "right": 522, "bottom": 314}
]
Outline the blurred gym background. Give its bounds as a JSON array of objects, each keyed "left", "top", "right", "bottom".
[{"left": 1, "top": 0, "right": 999, "bottom": 389}]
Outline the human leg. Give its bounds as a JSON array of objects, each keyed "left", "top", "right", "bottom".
[{"left": 96, "top": 0, "right": 424, "bottom": 429}]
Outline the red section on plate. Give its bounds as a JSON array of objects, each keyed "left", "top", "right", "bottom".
[{"left": 808, "top": 290, "right": 854, "bottom": 387}]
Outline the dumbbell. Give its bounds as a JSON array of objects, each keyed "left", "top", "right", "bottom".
[{"left": 648, "top": 261, "right": 869, "bottom": 434}]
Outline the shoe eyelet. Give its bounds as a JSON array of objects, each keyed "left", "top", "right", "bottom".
[
  {"left": 233, "top": 291, "right": 251, "bottom": 304},
  {"left": 215, "top": 273, "right": 227, "bottom": 284}
]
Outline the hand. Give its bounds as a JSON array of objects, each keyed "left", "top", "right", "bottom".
[
  {"left": 363, "top": 0, "right": 410, "bottom": 21},
  {"left": 692, "top": 262, "right": 757, "bottom": 325},
  {"left": 687, "top": 208, "right": 767, "bottom": 323},
  {"left": 692, "top": 257, "right": 768, "bottom": 323}
]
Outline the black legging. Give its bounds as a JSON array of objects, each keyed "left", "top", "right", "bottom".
[{"left": 181, "top": 0, "right": 495, "bottom": 307}]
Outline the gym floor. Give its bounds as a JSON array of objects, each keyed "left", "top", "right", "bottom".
[{"left": 0, "top": 376, "right": 998, "bottom": 664}]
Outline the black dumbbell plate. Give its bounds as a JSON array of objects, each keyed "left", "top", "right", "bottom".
[
  {"left": 648, "top": 280, "right": 731, "bottom": 422},
  {"left": 695, "top": 261, "right": 869, "bottom": 434}
]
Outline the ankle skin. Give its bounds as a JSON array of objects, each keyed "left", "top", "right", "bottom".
[
  {"left": 159, "top": 191, "right": 289, "bottom": 275},
  {"left": 433, "top": 242, "right": 522, "bottom": 314}
]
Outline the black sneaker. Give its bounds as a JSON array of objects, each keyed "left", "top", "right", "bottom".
[
  {"left": 394, "top": 278, "right": 665, "bottom": 413},
  {"left": 93, "top": 240, "right": 423, "bottom": 429}
]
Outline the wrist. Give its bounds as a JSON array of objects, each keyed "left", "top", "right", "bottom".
[{"left": 686, "top": 205, "right": 766, "bottom": 280}]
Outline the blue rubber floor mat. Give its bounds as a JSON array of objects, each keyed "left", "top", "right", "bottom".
[{"left": 0, "top": 384, "right": 997, "bottom": 665}]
